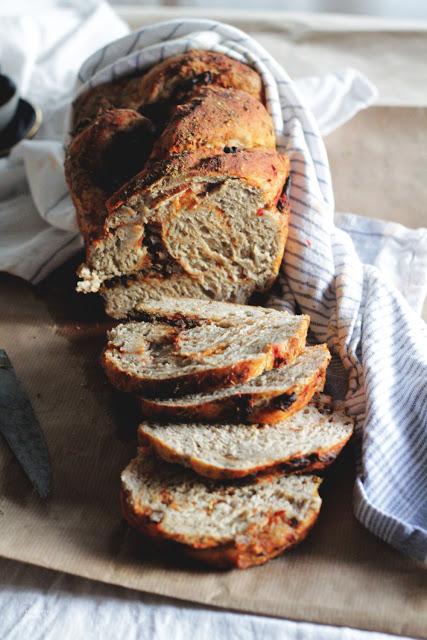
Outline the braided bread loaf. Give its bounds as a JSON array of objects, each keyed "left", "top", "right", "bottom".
[{"left": 65, "top": 50, "right": 290, "bottom": 315}]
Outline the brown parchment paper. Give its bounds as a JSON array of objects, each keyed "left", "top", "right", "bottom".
[{"left": 0, "top": 258, "right": 426, "bottom": 638}]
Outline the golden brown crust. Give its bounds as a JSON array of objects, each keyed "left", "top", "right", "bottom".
[
  {"left": 107, "top": 149, "right": 290, "bottom": 216},
  {"left": 71, "top": 51, "right": 263, "bottom": 136},
  {"left": 149, "top": 87, "right": 275, "bottom": 160},
  {"left": 121, "top": 482, "right": 321, "bottom": 569},
  {"left": 137, "top": 49, "right": 264, "bottom": 107},
  {"left": 102, "top": 317, "right": 308, "bottom": 397}
]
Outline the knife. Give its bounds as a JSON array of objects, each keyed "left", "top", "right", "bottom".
[{"left": 0, "top": 349, "right": 52, "bottom": 498}]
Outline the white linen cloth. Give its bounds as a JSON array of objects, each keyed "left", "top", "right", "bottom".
[{"left": 0, "top": 556, "right": 415, "bottom": 640}]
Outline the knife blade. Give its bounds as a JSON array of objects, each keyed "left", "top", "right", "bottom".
[{"left": 0, "top": 349, "right": 52, "bottom": 498}]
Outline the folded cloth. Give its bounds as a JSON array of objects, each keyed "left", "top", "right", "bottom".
[{"left": 0, "top": 3, "right": 426, "bottom": 561}]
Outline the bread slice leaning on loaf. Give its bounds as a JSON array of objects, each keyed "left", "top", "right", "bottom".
[
  {"left": 138, "top": 344, "right": 330, "bottom": 423},
  {"left": 121, "top": 448, "right": 322, "bottom": 569},
  {"left": 102, "top": 312, "right": 309, "bottom": 396},
  {"left": 138, "top": 395, "right": 354, "bottom": 479}
]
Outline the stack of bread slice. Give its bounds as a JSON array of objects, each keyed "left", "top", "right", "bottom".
[{"left": 103, "top": 297, "right": 353, "bottom": 569}]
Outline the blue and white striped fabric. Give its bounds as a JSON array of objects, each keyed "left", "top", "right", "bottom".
[{"left": 74, "top": 18, "right": 427, "bottom": 562}]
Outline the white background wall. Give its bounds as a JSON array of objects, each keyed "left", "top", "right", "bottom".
[{"left": 109, "top": 0, "right": 427, "bottom": 20}]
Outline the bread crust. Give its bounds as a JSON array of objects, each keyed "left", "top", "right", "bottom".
[
  {"left": 65, "top": 109, "right": 155, "bottom": 243},
  {"left": 72, "top": 76, "right": 145, "bottom": 135},
  {"left": 121, "top": 475, "right": 321, "bottom": 569},
  {"left": 71, "top": 50, "right": 263, "bottom": 135},
  {"left": 136, "top": 49, "right": 264, "bottom": 107},
  {"left": 149, "top": 87, "right": 275, "bottom": 160},
  {"left": 107, "top": 148, "right": 290, "bottom": 216}
]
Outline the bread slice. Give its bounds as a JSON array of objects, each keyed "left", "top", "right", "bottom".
[
  {"left": 102, "top": 273, "right": 214, "bottom": 319},
  {"left": 102, "top": 312, "right": 309, "bottom": 397},
  {"left": 138, "top": 344, "right": 330, "bottom": 423},
  {"left": 121, "top": 448, "right": 322, "bottom": 569},
  {"left": 102, "top": 285, "right": 288, "bottom": 322},
  {"left": 138, "top": 395, "right": 353, "bottom": 480},
  {"left": 126, "top": 296, "right": 288, "bottom": 326}
]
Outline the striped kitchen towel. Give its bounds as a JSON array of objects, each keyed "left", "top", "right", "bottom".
[
  {"left": 72, "top": 18, "right": 427, "bottom": 562},
  {"left": 1, "top": 12, "right": 426, "bottom": 560}
]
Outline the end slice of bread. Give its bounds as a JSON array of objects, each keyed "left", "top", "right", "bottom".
[
  {"left": 138, "top": 395, "right": 354, "bottom": 479},
  {"left": 138, "top": 344, "right": 330, "bottom": 423},
  {"left": 102, "top": 312, "right": 309, "bottom": 397},
  {"left": 121, "top": 448, "right": 322, "bottom": 569}
]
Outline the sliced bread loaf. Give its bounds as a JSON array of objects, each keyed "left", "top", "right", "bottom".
[
  {"left": 138, "top": 395, "right": 354, "bottom": 479},
  {"left": 138, "top": 344, "right": 330, "bottom": 423},
  {"left": 77, "top": 148, "right": 290, "bottom": 295},
  {"left": 121, "top": 448, "right": 322, "bottom": 568},
  {"left": 102, "top": 312, "right": 309, "bottom": 396}
]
